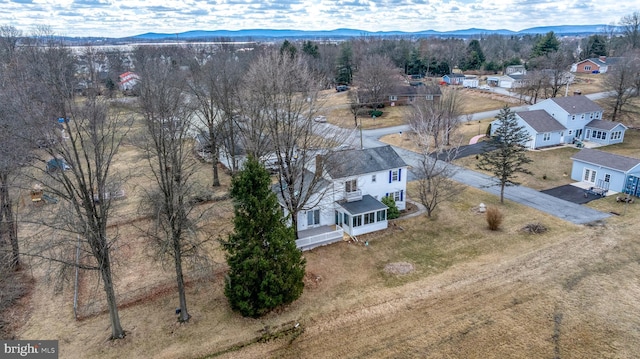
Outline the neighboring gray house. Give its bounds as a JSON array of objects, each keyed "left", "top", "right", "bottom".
[
  {"left": 571, "top": 148, "right": 640, "bottom": 196},
  {"left": 515, "top": 110, "right": 567, "bottom": 149},
  {"left": 492, "top": 95, "right": 627, "bottom": 149},
  {"left": 487, "top": 73, "right": 527, "bottom": 89},
  {"left": 505, "top": 65, "right": 526, "bottom": 75}
]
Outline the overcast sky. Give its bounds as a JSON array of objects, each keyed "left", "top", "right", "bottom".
[{"left": 0, "top": 0, "right": 636, "bottom": 38}]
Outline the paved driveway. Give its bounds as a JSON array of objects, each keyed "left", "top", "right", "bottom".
[{"left": 541, "top": 184, "right": 604, "bottom": 204}]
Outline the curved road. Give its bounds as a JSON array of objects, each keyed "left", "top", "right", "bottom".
[{"left": 341, "top": 92, "right": 614, "bottom": 225}]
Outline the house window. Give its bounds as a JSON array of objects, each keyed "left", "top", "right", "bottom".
[
  {"left": 585, "top": 65, "right": 592, "bottom": 71},
  {"left": 335, "top": 211, "right": 341, "bottom": 225},
  {"left": 377, "top": 209, "right": 386, "bottom": 222},
  {"left": 581, "top": 114, "right": 585, "bottom": 119},
  {"left": 392, "top": 170, "right": 399, "bottom": 181},
  {"left": 393, "top": 191, "right": 402, "bottom": 202},
  {"left": 595, "top": 112, "right": 600, "bottom": 119},
  {"left": 344, "top": 213, "right": 350, "bottom": 226},
  {"left": 571, "top": 115, "right": 576, "bottom": 121},
  {"left": 352, "top": 215, "right": 362, "bottom": 227},
  {"left": 390, "top": 95, "right": 398, "bottom": 101},
  {"left": 590, "top": 112, "right": 594, "bottom": 119},
  {"left": 425, "top": 94, "right": 434, "bottom": 100},
  {"left": 611, "top": 131, "right": 622, "bottom": 140},
  {"left": 604, "top": 174, "right": 611, "bottom": 183},
  {"left": 568, "top": 130, "right": 573, "bottom": 135},
  {"left": 543, "top": 133, "right": 551, "bottom": 141},
  {"left": 372, "top": 174, "right": 376, "bottom": 183},
  {"left": 307, "top": 209, "right": 320, "bottom": 226},
  {"left": 584, "top": 169, "right": 596, "bottom": 183},
  {"left": 364, "top": 212, "right": 375, "bottom": 225},
  {"left": 345, "top": 179, "right": 357, "bottom": 192}
]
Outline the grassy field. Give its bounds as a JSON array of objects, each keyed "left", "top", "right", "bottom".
[
  {"left": 11, "top": 78, "right": 640, "bottom": 358},
  {"left": 15, "top": 182, "right": 640, "bottom": 358}
]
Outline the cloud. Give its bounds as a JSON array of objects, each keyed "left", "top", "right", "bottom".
[
  {"left": 10, "top": 0, "right": 33, "bottom": 4},
  {"left": 73, "top": 0, "right": 111, "bottom": 6}
]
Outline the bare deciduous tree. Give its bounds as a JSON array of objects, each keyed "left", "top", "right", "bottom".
[
  {"left": 136, "top": 54, "right": 205, "bottom": 323},
  {"left": 25, "top": 94, "right": 130, "bottom": 339},
  {"left": 353, "top": 54, "right": 401, "bottom": 108},
  {"left": 603, "top": 52, "right": 640, "bottom": 122},
  {"left": 242, "top": 49, "right": 343, "bottom": 237},
  {"left": 189, "top": 46, "right": 245, "bottom": 181},
  {"left": 409, "top": 97, "right": 465, "bottom": 217},
  {"left": 620, "top": 12, "right": 640, "bottom": 50}
]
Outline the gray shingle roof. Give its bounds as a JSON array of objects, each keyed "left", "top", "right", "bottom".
[
  {"left": 585, "top": 119, "right": 626, "bottom": 131},
  {"left": 516, "top": 110, "right": 566, "bottom": 133},
  {"left": 338, "top": 194, "right": 388, "bottom": 215},
  {"left": 571, "top": 148, "right": 640, "bottom": 172},
  {"left": 549, "top": 95, "right": 603, "bottom": 114},
  {"left": 325, "top": 145, "right": 407, "bottom": 179}
]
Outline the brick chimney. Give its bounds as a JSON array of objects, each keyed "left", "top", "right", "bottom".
[
  {"left": 315, "top": 154, "right": 323, "bottom": 177},
  {"left": 599, "top": 56, "right": 607, "bottom": 63}
]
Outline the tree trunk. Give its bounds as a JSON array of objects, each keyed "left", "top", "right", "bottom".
[
  {"left": 212, "top": 147, "right": 220, "bottom": 187},
  {"left": 173, "top": 234, "right": 190, "bottom": 322},
  {"left": 500, "top": 182, "right": 506, "bottom": 204},
  {"left": 99, "top": 252, "right": 125, "bottom": 339},
  {"left": 291, "top": 213, "right": 299, "bottom": 240},
  {"left": 0, "top": 177, "right": 19, "bottom": 269}
]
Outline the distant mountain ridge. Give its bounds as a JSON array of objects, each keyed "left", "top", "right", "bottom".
[{"left": 130, "top": 25, "right": 612, "bottom": 40}]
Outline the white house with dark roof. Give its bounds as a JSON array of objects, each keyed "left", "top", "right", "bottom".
[
  {"left": 571, "top": 148, "right": 640, "bottom": 196},
  {"left": 492, "top": 95, "right": 627, "bottom": 149},
  {"left": 290, "top": 145, "right": 408, "bottom": 250}
]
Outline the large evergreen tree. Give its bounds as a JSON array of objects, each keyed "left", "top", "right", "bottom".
[
  {"left": 461, "top": 39, "right": 485, "bottom": 70},
  {"left": 532, "top": 32, "right": 560, "bottom": 57},
  {"left": 477, "top": 106, "right": 533, "bottom": 204},
  {"left": 223, "top": 157, "right": 306, "bottom": 318}
]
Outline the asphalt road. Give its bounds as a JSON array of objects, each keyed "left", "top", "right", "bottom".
[{"left": 352, "top": 92, "right": 614, "bottom": 225}]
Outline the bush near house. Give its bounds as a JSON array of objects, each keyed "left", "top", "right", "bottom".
[{"left": 382, "top": 195, "right": 400, "bottom": 219}]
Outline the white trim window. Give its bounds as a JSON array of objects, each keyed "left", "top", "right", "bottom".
[
  {"left": 611, "top": 131, "right": 622, "bottom": 140},
  {"left": 307, "top": 209, "right": 320, "bottom": 226},
  {"left": 392, "top": 170, "right": 399, "bottom": 181},
  {"left": 389, "top": 95, "right": 398, "bottom": 101},
  {"left": 584, "top": 65, "right": 592, "bottom": 71},
  {"left": 583, "top": 168, "right": 597, "bottom": 183},
  {"left": 345, "top": 179, "right": 357, "bottom": 192},
  {"left": 543, "top": 133, "right": 551, "bottom": 141}
]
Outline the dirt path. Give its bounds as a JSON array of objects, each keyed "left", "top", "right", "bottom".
[{"left": 220, "top": 223, "right": 640, "bottom": 358}]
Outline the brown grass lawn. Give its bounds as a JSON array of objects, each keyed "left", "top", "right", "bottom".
[
  {"left": 319, "top": 88, "right": 515, "bottom": 131},
  {"left": 15, "top": 181, "right": 640, "bottom": 359},
  {"left": 570, "top": 73, "right": 606, "bottom": 95},
  {"left": 11, "top": 89, "right": 640, "bottom": 358}
]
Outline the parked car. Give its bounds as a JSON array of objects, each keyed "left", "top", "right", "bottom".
[
  {"left": 478, "top": 85, "right": 491, "bottom": 91},
  {"left": 314, "top": 115, "right": 327, "bottom": 123},
  {"left": 46, "top": 158, "right": 71, "bottom": 172},
  {"left": 336, "top": 85, "right": 349, "bottom": 92}
]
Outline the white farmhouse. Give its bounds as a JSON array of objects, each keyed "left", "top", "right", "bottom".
[{"left": 286, "top": 145, "right": 408, "bottom": 250}]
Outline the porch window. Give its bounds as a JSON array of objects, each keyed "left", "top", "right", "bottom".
[
  {"left": 345, "top": 179, "right": 357, "bottom": 192},
  {"left": 611, "top": 131, "right": 621, "bottom": 140},
  {"left": 364, "top": 212, "right": 375, "bottom": 225},
  {"left": 307, "top": 209, "right": 320, "bottom": 226},
  {"left": 543, "top": 133, "right": 551, "bottom": 141},
  {"left": 352, "top": 215, "right": 362, "bottom": 227},
  {"left": 377, "top": 209, "right": 386, "bottom": 222},
  {"left": 344, "top": 213, "right": 350, "bottom": 226}
]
